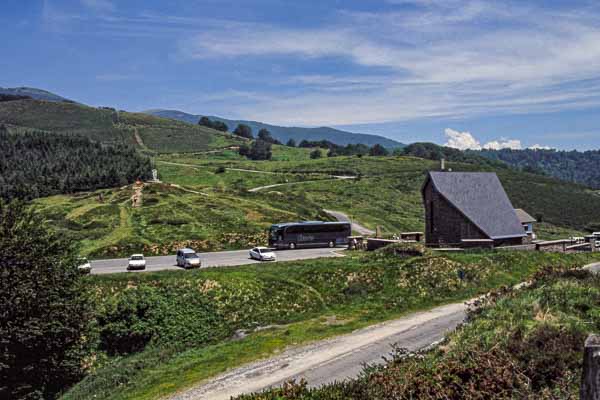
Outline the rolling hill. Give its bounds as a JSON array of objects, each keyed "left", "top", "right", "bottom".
[
  {"left": 145, "top": 109, "right": 405, "bottom": 148},
  {"left": 0, "top": 99, "right": 242, "bottom": 153},
  {"left": 0, "top": 86, "right": 73, "bottom": 102}
]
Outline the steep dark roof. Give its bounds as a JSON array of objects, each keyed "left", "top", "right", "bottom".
[
  {"left": 427, "top": 172, "right": 526, "bottom": 240},
  {"left": 515, "top": 208, "right": 536, "bottom": 224}
]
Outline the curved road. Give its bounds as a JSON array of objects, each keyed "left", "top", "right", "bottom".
[
  {"left": 90, "top": 247, "right": 344, "bottom": 275},
  {"left": 323, "top": 209, "right": 375, "bottom": 236}
]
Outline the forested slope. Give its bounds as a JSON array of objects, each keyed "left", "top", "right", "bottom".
[
  {"left": 480, "top": 148, "right": 600, "bottom": 189},
  {"left": 0, "top": 128, "right": 152, "bottom": 200}
]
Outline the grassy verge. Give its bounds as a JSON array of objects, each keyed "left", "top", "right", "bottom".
[
  {"left": 61, "top": 251, "right": 600, "bottom": 400},
  {"left": 239, "top": 262, "right": 600, "bottom": 399}
]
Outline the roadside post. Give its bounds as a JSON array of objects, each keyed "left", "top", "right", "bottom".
[{"left": 581, "top": 334, "right": 600, "bottom": 399}]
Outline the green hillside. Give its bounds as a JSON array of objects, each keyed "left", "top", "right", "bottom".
[
  {"left": 0, "top": 99, "right": 242, "bottom": 153},
  {"left": 33, "top": 152, "right": 600, "bottom": 257}
]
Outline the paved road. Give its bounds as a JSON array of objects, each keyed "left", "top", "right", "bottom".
[
  {"left": 168, "top": 303, "right": 466, "bottom": 400},
  {"left": 323, "top": 209, "right": 376, "bottom": 236},
  {"left": 90, "top": 247, "right": 344, "bottom": 275}
]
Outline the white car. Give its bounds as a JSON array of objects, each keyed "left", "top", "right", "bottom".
[
  {"left": 127, "top": 254, "right": 146, "bottom": 271},
  {"left": 77, "top": 258, "right": 92, "bottom": 274},
  {"left": 249, "top": 247, "right": 277, "bottom": 261}
]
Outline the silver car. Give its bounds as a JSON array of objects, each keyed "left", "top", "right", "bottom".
[
  {"left": 249, "top": 247, "right": 277, "bottom": 261},
  {"left": 176, "top": 248, "right": 201, "bottom": 269}
]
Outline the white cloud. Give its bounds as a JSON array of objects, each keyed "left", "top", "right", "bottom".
[
  {"left": 444, "top": 128, "right": 482, "bottom": 150},
  {"left": 483, "top": 139, "right": 522, "bottom": 150},
  {"left": 529, "top": 144, "right": 553, "bottom": 150},
  {"left": 445, "top": 129, "right": 526, "bottom": 151}
]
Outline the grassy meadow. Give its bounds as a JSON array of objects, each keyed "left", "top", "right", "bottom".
[{"left": 61, "top": 250, "right": 600, "bottom": 400}]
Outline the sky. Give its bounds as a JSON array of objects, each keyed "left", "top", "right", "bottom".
[{"left": 2, "top": 0, "right": 600, "bottom": 150}]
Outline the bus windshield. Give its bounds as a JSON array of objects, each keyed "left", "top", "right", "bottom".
[{"left": 270, "top": 227, "right": 282, "bottom": 240}]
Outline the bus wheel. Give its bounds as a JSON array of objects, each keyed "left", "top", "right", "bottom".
[
  {"left": 289, "top": 242, "right": 296, "bottom": 250},
  {"left": 328, "top": 241, "right": 335, "bottom": 248}
]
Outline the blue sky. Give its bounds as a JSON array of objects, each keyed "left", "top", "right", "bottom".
[{"left": 2, "top": 0, "right": 600, "bottom": 150}]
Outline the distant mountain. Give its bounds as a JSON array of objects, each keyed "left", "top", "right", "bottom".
[
  {"left": 0, "top": 87, "right": 73, "bottom": 102},
  {"left": 145, "top": 109, "right": 405, "bottom": 148}
]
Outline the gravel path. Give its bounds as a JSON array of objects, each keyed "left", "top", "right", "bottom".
[
  {"left": 166, "top": 302, "right": 466, "bottom": 400},
  {"left": 323, "top": 209, "right": 375, "bottom": 236}
]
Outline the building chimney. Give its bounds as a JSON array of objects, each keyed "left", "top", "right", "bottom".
[{"left": 440, "top": 158, "right": 446, "bottom": 171}]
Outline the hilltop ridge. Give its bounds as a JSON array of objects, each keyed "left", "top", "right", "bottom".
[{"left": 145, "top": 109, "right": 405, "bottom": 149}]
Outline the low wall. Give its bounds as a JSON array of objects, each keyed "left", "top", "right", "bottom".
[{"left": 366, "top": 238, "right": 402, "bottom": 251}]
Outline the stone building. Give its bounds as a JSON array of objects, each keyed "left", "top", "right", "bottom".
[{"left": 422, "top": 171, "right": 526, "bottom": 247}]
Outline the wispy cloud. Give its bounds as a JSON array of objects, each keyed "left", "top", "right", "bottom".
[
  {"left": 38, "top": 0, "right": 600, "bottom": 132},
  {"left": 171, "top": 1, "right": 600, "bottom": 125}
]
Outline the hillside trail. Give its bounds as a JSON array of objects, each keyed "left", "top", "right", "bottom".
[
  {"left": 166, "top": 261, "right": 600, "bottom": 400},
  {"left": 323, "top": 209, "right": 375, "bottom": 236},
  {"left": 247, "top": 178, "right": 345, "bottom": 192},
  {"left": 156, "top": 161, "right": 357, "bottom": 186},
  {"left": 131, "top": 127, "right": 152, "bottom": 152},
  {"left": 131, "top": 182, "right": 144, "bottom": 207}
]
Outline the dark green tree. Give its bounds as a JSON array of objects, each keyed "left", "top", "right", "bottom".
[
  {"left": 198, "top": 116, "right": 212, "bottom": 128},
  {"left": 0, "top": 201, "right": 91, "bottom": 399},
  {"left": 257, "top": 129, "right": 280, "bottom": 144},
  {"left": 310, "top": 149, "right": 322, "bottom": 159},
  {"left": 286, "top": 138, "right": 296, "bottom": 147},
  {"left": 369, "top": 144, "right": 389, "bottom": 156},
  {"left": 238, "top": 143, "right": 250, "bottom": 157},
  {"left": 233, "top": 124, "right": 253, "bottom": 139},
  {"left": 246, "top": 140, "right": 272, "bottom": 160},
  {"left": 212, "top": 121, "right": 229, "bottom": 132}
]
